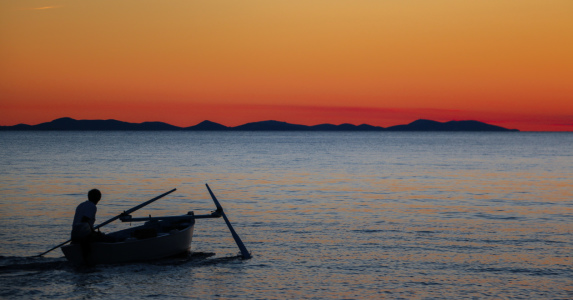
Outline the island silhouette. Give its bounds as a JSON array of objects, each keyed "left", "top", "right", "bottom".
[{"left": 0, "top": 117, "right": 519, "bottom": 131}]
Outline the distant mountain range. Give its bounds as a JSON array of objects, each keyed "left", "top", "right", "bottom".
[{"left": 0, "top": 117, "right": 519, "bottom": 131}]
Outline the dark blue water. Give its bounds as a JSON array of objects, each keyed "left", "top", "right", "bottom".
[{"left": 1, "top": 132, "right": 571, "bottom": 299}]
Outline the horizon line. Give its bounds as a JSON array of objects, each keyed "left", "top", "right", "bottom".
[
  {"left": 3, "top": 116, "right": 572, "bottom": 132},
  {"left": 0, "top": 117, "right": 529, "bottom": 132}
]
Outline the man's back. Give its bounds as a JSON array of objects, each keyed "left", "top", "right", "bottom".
[{"left": 73, "top": 200, "right": 97, "bottom": 227}]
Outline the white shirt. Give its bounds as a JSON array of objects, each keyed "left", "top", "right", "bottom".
[{"left": 72, "top": 200, "right": 97, "bottom": 227}]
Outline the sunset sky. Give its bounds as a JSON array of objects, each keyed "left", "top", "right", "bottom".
[{"left": 1, "top": 0, "right": 572, "bottom": 131}]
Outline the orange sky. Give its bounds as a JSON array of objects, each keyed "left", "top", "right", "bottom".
[{"left": 1, "top": 0, "right": 572, "bottom": 131}]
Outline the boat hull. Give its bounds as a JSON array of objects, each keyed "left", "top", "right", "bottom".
[{"left": 62, "top": 222, "right": 194, "bottom": 265}]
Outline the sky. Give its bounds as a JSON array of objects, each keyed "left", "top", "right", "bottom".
[{"left": 1, "top": 0, "right": 572, "bottom": 131}]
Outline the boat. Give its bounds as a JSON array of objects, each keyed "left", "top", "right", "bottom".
[
  {"left": 39, "top": 184, "right": 251, "bottom": 265},
  {"left": 61, "top": 214, "right": 197, "bottom": 265}
]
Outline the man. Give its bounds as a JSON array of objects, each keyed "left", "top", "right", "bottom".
[
  {"left": 71, "top": 189, "right": 102, "bottom": 266},
  {"left": 71, "top": 189, "right": 100, "bottom": 241}
]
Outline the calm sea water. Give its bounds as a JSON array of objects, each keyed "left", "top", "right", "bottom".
[{"left": 0, "top": 132, "right": 571, "bottom": 299}]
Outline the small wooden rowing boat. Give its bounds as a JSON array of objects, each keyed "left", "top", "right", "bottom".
[
  {"left": 39, "top": 184, "right": 251, "bottom": 265},
  {"left": 61, "top": 215, "right": 196, "bottom": 265}
]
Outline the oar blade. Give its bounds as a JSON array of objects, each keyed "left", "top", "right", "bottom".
[
  {"left": 36, "top": 239, "right": 71, "bottom": 257},
  {"left": 206, "top": 184, "right": 252, "bottom": 259}
]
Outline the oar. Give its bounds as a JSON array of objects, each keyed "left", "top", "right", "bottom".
[
  {"left": 36, "top": 188, "right": 177, "bottom": 257},
  {"left": 205, "top": 184, "right": 252, "bottom": 259}
]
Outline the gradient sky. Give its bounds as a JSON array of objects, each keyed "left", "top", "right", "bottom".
[{"left": 1, "top": 0, "right": 572, "bottom": 131}]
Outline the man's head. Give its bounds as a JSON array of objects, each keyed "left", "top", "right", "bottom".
[{"left": 88, "top": 189, "right": 101, "bottom": 204}]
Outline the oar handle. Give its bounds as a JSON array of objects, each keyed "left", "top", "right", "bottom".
[
  {"left": 206, "top": 184, "right": 252, "bottom": 259},
  {"left": 94, "top": 188, "right": 176, "bottom": 230}
]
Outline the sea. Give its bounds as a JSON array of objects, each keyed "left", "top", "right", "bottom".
[{"left": 0, "top": 131, "right": 571, "bottom": 299}]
